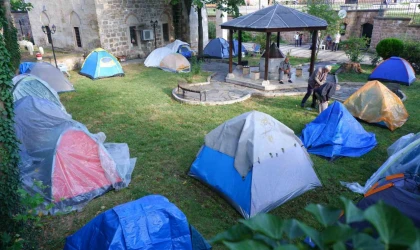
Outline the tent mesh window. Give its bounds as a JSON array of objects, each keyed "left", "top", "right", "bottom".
[
  {"left": 74, "top": 27, "right": 82, "bottom": 48},
  {"left": 130, "top": 26, "right": 138, "bottom": 46},
  {"left": 162, "top": 23, "right": 169, "bottom": 42}
]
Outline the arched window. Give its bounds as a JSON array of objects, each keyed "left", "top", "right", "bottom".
[
  {"left": 70, "top": 12, "right": 82, "bottom": 48},
  {"left": 126, "top": 15, "right": 139, "bottom": 47}
]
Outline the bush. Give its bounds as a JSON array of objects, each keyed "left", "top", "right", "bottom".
[
  {"left": 370, "top": 50, "right": 383, "bottom": 67},
  {"left": 341, "top": 36, "right": 369, "bottom": 63},
  {"left": 400, "top": 38, "right": 420, "bottom": 74},
  {"left": 233, "top": 31, "right": 253, "bottom": 42},
  {"left": 208, "top": 22, "right": 216, "bottom": 39},
  {"left": 376, "top": 38, "right": 404, "bottom": 60}
]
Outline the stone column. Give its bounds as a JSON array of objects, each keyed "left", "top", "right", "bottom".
[
  {"left": 216, "top": 9, "right": 228, "bottom": 40},
  {"left": 189, "top": 5, "right": 209, "bottom": 50}
]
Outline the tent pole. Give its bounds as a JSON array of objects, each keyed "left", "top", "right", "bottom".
[
  {"left": 309, "top": 30, "right": 318, "bottom": 75},
  {"left": 229, "top": 29, "right": 233, "bottom": 74},
  {"left": 265, "top": 32, "right": 271, "bottom": 81},
  {"left": 277, "top": 32, "right": 280, "bottom": 48},
  {"left": 238, "top": 30, "right": 242, "bottom": 65}
]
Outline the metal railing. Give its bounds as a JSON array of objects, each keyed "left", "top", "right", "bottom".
[{"left": 282, "top": 0, "right": 420, "bottom": 23}]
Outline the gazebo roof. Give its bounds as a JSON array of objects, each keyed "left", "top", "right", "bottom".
[{"left": 221, "top": 4, "right": 328, "bottom": 32}]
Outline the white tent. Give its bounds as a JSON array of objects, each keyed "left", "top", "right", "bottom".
[
  {"left": 165, "top": 40, "right": 189, "bottom": 53},
  {"left": 144, "top": 47, "right": 173, "bottom": 67},
  {"left": 189, "top": 111, "right": 322, "bottom": 218},
  {"left": 342, "top": 132, "right": 420, "bottom": 194}
]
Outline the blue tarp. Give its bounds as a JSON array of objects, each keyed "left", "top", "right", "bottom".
[
  {"left": 300, "top": 101, "right": 377, "bottom": 159},
  {"left": 179, "top": 46, "right": 193, "bottom": 59},
  {"left": 203, "top": 38, "right": 233, "bottom": 59},
  {"left": 80, "top": 48, "right": 124, "bottom": 79},
  {"left": 19, "top": 62, "right": 35, "bottom": 74},
  {"left": 369, "top": 57, "right": 416, "bottom": 86},
  {"left": 233, "top": 39, "right": 247, "bottom": 56},
  {"left": 65, "top": 195, "right": 210, "bottom": 250}
]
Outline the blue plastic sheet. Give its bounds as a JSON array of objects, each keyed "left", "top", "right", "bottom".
[
  {"left": 19, "top": 62, "right": 35, "bottom": 74},
  {"left": 300, "top": 101, "right": 377, "bottom": 159},
  {"left": 64, "top": 195, "right": 194, "bottom": 250}
]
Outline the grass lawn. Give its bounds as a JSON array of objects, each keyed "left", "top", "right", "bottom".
[{"left": 40, "top": 63, "right": 419, "bottom": 249}]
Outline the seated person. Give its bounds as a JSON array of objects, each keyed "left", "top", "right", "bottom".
[
  {"left": 278, "top": 57, "right": 292, "bottom": 84},
  {"left": 314, "top": 82, "right": 340, "bottom": 113}
]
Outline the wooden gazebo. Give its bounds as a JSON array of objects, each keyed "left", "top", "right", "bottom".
[{"left": 221, "top": 4, "right": 328, "bottom": 82}]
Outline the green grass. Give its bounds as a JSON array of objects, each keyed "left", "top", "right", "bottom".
[
  {"left": 40, "top": 63, "right": 420, "bottom": 249},
  {"left": 337, "top": 64, "right": 376, "bottom": 82}
]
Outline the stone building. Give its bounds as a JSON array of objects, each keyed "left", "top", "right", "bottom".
[
  {"left": 12, "top": 11, "right": 32, "bottom": 41},
  {"left": 26, "top": 0, "right": 208, "bottom": 58}
]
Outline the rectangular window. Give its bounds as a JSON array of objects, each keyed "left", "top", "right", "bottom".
[
  {"left": 130, "top": 26, "right": 138, "bottom": 46},
  {"left": 162, "top": 23, "right": 169, "bottom": 42},
  {"left": 46, "top": 26, "right": 52, "bottom": 44},
  {"left": 74, "top": 27, "right": 82, "bottom": 48}
]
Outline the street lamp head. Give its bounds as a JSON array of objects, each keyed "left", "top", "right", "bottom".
[{"left": 42, "top": 25, "right": 46, "bottom": 34}]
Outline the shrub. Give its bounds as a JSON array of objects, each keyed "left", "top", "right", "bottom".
[
  {"left": 370, "top": 50, "right": 383, "bottom": 67},
  {"left": 400, "top": 38, "right": 420, "bottom": 74},
  {"left": 376, "top": 38, "right": 404, "bottom": 60},
  {"left": 341, "top": 36, "right": 369, "bottom": 63},
  {"left": 208, "top": 22, "right": 216, "bottom": 39},
  {"left": 233, "top": 31, "right": 253, "bottom": 42}
]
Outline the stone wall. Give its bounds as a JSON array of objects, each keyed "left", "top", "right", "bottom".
[
  {"left": 12, "top": 11, "right": 32, "bottom": 41},
  {"left": 341, "top": 9, "right": 379, "bottom": 40},
  {"left": 27, "top": 0, "right": 101, "bottom": 51},
  {"left": 94, "top": 0, "right": 175, "bottom": 58},
  {"left": 371, "top": 17, "right": 420, "bottom": 48}
]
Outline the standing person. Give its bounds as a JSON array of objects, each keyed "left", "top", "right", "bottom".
[
  {"left": 278, "top": 57, "right": 292, "bottom": 84},
  {"left": 299, "top": 33, "right": 303, "bottom": 47},
  {"left": 301, "top": 65, "right": 332, "bottom": 108},
  {"left": 294, "top": 32, "right": 299, "bottom": 47},
  {"left": 314, "top": 82, "right": 340, "bottom": 113},
  {"left": 326, "top": 34, "right": 332, "bottom": 50},
  {"left": 332, "top": 32, "right": 341, "bottom": 52}
]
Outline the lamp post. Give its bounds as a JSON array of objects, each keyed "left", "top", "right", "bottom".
[
  {"left": 150, "top": 20, "right": 158, "bottom": 49},
  {"left": 42, "top": 24, "right": 58, "bottom": 68}
]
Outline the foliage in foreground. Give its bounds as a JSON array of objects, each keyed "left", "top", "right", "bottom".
[{"left": 212, "top": 197, "right": 420, "bottom": 250}]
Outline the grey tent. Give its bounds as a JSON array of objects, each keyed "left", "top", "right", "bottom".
[
  {"left": 26, "top": 62, "right": 75, "bottom": 93},
  {"left": 14, "top": 96, "right": 136, "bottom": 214},
  {"left": 189, "top": 111, "right": 322, "bottom": 218},
  {"left": 12, "top": 74, "right": 66, "bottom": 112}
]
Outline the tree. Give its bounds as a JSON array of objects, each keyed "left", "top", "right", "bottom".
[
  {"left": 339, "top": 36, "right": 369, "bottom": 73},
  {"left": 304, "top": 0, "right": 341, "bottom": 60},
  {"left": 170, "top": 0, "right": 244, "bottom": 59},
  {"left": 10, "top": 0, "right": 33, "bottom": 11}
]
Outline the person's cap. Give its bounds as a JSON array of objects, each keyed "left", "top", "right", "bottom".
[{"left": 324, "top": 65, "right": 332, "bottom": 71}]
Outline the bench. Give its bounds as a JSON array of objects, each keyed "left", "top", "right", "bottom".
[{"left": 178, "top": 83, "right": 207, "bottom": 101}]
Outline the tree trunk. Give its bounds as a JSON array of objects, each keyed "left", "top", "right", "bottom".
[
  {"left": 197, "top": 6, "right": 203, "bottom": 60},
  {"left": 338, "top": 62, "right": 364, "bottom": 74},
  {"left": 3, "top": 0, "right": 12, "bottom": 23}
]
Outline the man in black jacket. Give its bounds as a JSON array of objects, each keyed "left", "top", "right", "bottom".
[{"left": 314, "top": 82, "right": 340, "bottom": 113}]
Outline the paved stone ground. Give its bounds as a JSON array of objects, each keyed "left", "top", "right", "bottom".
[
  {"left": 172, "top": 61, "right": 348, "bottom": 105},
  {"left": 280, "top": 44, "right": 372, "bottom": 64}
]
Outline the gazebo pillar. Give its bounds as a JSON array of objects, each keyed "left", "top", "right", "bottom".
[
  {"left": 238, "top": 30, "right": 242, "bottom": 65},
  {"left": 276, "top": 32, "right": 280, "bottom": 48},
  {"left": 228, "top": 29, "right": 234, "bottom": 74},
  {"left": 264, "top": 32, "right": 271, "bottom": 82},
  {"left": 309, "top": 30, "right": 318, "bottom": 75}
]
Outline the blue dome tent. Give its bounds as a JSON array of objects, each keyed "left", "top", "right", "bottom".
[
  {"left": 189, "top": 111, "right": 321, "bottom": 219},
  {"left": 64, "top": 195, "right": 211, "bottom": 250},
  {"left": 203, "top": 38, "right": 233, "bottom": 59},
  {"left": 233, "top": 39, "right": 247, "bottom": 56},
  {"left": 80, "top": 48, "right": 124, "bottom": 79},
  {"left": 300, "top": 102, "right": 377, "bottom": 160},
  {"left": 368, "top": 57, "right": 416, "bottom": 86}
]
